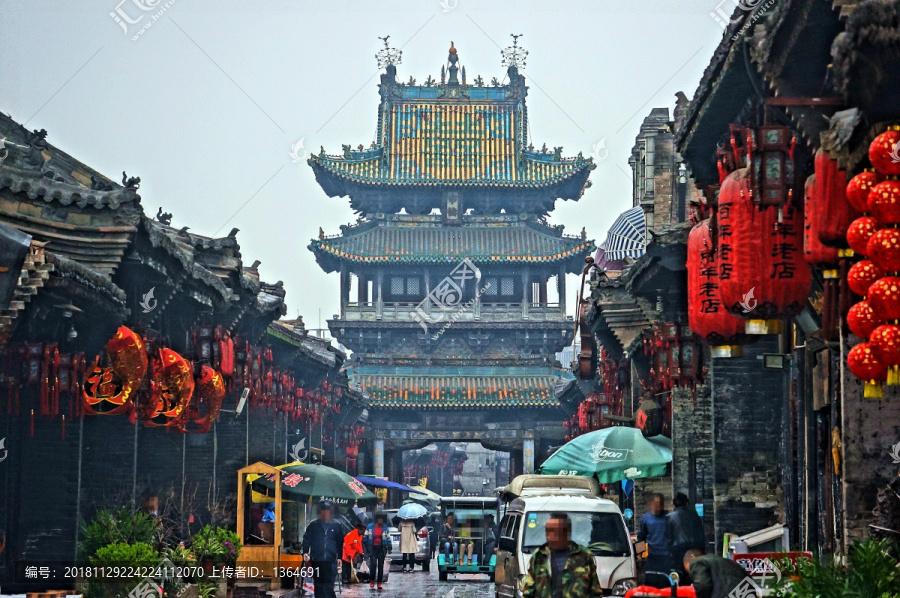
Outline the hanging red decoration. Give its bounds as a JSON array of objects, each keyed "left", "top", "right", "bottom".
[
  {"left": 846, "top": 171, "right": 883, "bottom": 212},
  {"left": 868, "top": 180, "right": 900, "bottom": 225},
  {"left": 847, "top": 301, "right": 884, "bottom": 339},
  {"left": 803, "top": 174, "right": 840, "bottom": 265},
  {"left": 869, "top": 276, "right": 900, "bottom": 320},
  {"left": 847, "top": 216, "right": 880, "bottom": 256},
  {"left": 716, "top": 168, "right": 811, "bottom": 320},
  {"left": 867, "top": 228, "right": 900, "bottom": 273},
  {"left": 812, "top": 150, "right": 857, "bottom": 247},
  {"left": 687, "top": 220, "right": 745, "bottom": 348},
  {"left": 847, "top": 342, "right": 887, "bottom": 398},
  {"left": 869, "top": 324, "right": 900, "bottom": 368},
  {"left": 143, "top": 348, "right": 194, "bottom": 427},
  {"left": 83, "top": 326, "right": 148, "bottom": 416},
  {"left": 848, "top": 260, "right": 884, "bottom": 297},
  {"left": 868, "top": 129, "right": 900, "bottom": 176},
  {"left": 177, "top": 365, "right": 225, "bottom": 433}
]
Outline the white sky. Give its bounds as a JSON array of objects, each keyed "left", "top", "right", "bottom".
[{"left": 0, "top": 0, "right": 726, "bottom": 330}]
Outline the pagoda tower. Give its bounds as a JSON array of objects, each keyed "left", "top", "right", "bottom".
[{"left": 308, "top": 38, "right": 595, "bottom": 484}]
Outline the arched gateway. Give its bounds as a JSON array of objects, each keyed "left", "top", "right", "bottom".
[{"left": 308, "top": 40, "right": 596, "bottom": 491}]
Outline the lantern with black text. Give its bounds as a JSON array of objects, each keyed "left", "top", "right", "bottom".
[
  {"left": 687, "top": 219, "right": 746, "bottom": 355},
  {"left": 717, "top": 168, "right": 811, "bottom": 332}
]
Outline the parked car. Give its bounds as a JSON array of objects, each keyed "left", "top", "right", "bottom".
[{"left": 495, "top": 475, "right": 638, "bottom": 597}]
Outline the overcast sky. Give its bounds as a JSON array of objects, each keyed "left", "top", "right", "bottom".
[{"left": 1, "top": 0, "right": 726, "bottom": 330}]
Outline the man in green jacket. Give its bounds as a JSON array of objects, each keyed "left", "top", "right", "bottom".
[{"left": 522, "top": 513, "right": 603, "bottom": 598}]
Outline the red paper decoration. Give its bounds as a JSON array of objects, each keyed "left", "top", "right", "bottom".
[
  {"left": 868, "top": 129, "right": 900, "bottom": 176},
  {"left": 870, "top": 324, "right": 900, "bottom": 366},
  {"left": 868, "top": 276, "right": 900, "bottom": 320},
  {"left": 868, "top": 180, "right": 900, "bottom": 225},
  {"left": 803, "top": 174, "right": 840, "bottom": 265},
  {"left": 846, "top": 171, "right": 883, "bottom": 212},
  {"left": 867, "top": 228, "right": 900, "bottom": 272},
  {"left": 717, "top": 168, "right": 811, "bottom": 319},
  {"left": 847, "top": 342, "right": 887, "bottom": 398},
  {"left": 687, "top": 220, "right": 746, "bottom": 345},
  {"left": 812, "top": 150, "right": 857, "bottom": 247},
  {"left": 143, "top": 348, "right": 194, "bottom": 427},
  {"left": 847, "top": 216, "right": 880, "bottom": 256},
  {"left": 848, "top": 260, "right": 884, "bottom": 296},
  {"left": 847, "top": 301, "right": 885, "bottom": 339}
]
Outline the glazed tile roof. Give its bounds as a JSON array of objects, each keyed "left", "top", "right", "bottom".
[
  {"left": 353, "top": 372, "right": 562, "bottom": 409},
  {"left": 309, "top": 215, "right": 595, "bottom": 272}
]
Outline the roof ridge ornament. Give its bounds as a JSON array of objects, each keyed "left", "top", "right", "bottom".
[
  {"left": 376, "top": 35, "right": 402, "bottom": 71},
  {"left": 501, "top": 33, "right": 528, "bottom": 70}
]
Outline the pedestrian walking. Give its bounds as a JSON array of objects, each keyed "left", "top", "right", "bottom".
[
  {"left": 398, "top": 518, "right": 418, "bottom": 572},
  {"left": 637, "top": 493, "right": 671, "bottom": 587},
  {"left": 342, "top": 522, "right": 365, "bottom": 584},
  {"left": 439, "top": 513, "right": 458, "bottom": 563},
  {"left": 683, "top": 549, "right": 750, "bottom": 598},
  {"left": 521, "top": 512, "right": 602, "bottom": 598},
  {"left": 666, "top": 492, "right": 706, "bottom": 583},
  {"left": 301, "top": 500, "right": 344, "bottom": 598},
  {"left": 364, "top": 512, "right": 393, "bottom": 590}
]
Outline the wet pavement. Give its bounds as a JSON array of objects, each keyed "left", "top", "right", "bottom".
[{"left": 339, "top": 558, "right": 495, "bottom": 598}]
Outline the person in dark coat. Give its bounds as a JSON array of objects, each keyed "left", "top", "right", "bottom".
[
  {"left": 302, "top": 500, "right": 344, "bottom": 598},
  {"left": 666, "top": 492, "right": 706, "bottom": 583},
  {"left": 684, "top": 550, "right": 751, "bottom": 598}
]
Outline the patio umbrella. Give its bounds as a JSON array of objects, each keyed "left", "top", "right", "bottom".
[
  {"left": 603, "top": 206, "right": 647, "bottom": 261},
  {"left": 251, "top": 463, "right": 377, "bottom": 506},
  {"left": 397, "top": 502, "right": 428, "bottom": 520},
  {"left": 539, "top": 426, "right": 672, "bottom": 484},
  {"left": 406, "top": 485, "right": 441, "bottom": 509},
  {"left": 355, "top": 476, "right": 428, "bottom": 494}
]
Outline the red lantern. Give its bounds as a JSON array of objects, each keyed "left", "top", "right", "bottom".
[
  {"left": 83, "top": 326, "right": 148, "bottom": 416},
  {"left": 847, "top": 301, "right": 884, "bottom": 339},
  {"left": 143, "top": 348, "right": 194, "bottom": 426},
  {"left": 867, "top": 228, "right": 900, "bottom": 273},
  {"left": 812, "top": 150, "right": 857, "bottom": 247},
  {"left": 868, "top": 129, "right": 900, "bottom": 176},
  {"left": 848, "top": 260, "right": 884, "bottom": 296},
  {"left": 869, "top": 276, "right": 900, "bottom": 320},
  {"left": 847, "top": 216, "right": 880, "bottom": 256},
  {"left": 803, "top": 174, "right": 840, "bottom": 265},
  {"left": 687, "top": 220, "right": 745, "bottom": 348},
  {"left": 847, "top": 342, "right": 887, "bottom": 398},
  {"left": 846, "top": 171, "right": 883, "bottom": 212},
  {"left": 870, "top": 324, "right": 900, "bottom": 366},
  {"left": 717, "top": 168, "right": 811, "bottom": 320},
  {"left": 868, "top": 180, "right": 900, "bottom": 225}
]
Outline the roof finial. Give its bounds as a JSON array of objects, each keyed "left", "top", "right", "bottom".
[
  {"left": 501, "top": 33, "right": 528, "bottom": 69},
  {"left": 376, "top": 35, "right": 402, "bottom": 70}
]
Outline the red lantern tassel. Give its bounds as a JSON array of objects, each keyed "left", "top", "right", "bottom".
[
  {"left": 30, "top": 409, "right": 34, "bottom": 437},
  {"left": 865, "top": 380, "right": 884, "bottom": 399},
  {"left": 61, "top": 415, "right": 66, "bottom": 440}
]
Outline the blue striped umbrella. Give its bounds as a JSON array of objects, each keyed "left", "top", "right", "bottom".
[{"left": 603, "top": 206, "right": 647, "bottom": 261}]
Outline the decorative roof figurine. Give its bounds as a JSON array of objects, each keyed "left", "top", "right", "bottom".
[
  {"left": 501, "top": 33, "right": 528, "bottom": 69},
  {"left": 375, "top": 35, "right": 402, "bottom": 70}
]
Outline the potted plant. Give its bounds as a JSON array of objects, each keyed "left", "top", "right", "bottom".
[{"left": 191, "top": 526, "right": 224, "bottom": 576}]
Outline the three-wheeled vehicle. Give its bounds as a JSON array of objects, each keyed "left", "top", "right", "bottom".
[{"left": 437, "top": 496, "right": 500, "bottom": 582}]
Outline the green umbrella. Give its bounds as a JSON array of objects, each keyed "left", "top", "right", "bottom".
[
  {"left": 539, "top": 427, "right": 672, "bottom": 484},
  {"left": 251, "top": 463, "right": 378, "bottom": 506},
  {"left": 406, "top": 485, "right": 441, "bottom": 509}
]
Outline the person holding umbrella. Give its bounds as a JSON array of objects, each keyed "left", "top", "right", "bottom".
[
  {"left": 301, "top": 500, "right": 344, "bottom": 598},
  {"left": 364, "top": 512, "right": 392, "bottom": 590},
  {"left": 398, "top": 518, "right": 418, "bottom": 573}
]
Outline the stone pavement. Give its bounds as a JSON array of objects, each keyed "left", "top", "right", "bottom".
[{"left": 338, "top": 559, "right": 494, "bottom": 598}]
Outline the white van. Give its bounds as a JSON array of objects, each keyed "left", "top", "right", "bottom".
[{"left": 495, "top": 476, "right": 638, "bottom": 597}]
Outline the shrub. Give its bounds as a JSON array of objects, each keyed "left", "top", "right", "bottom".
[
  {"left": 87, "top": 542, "right": 159, "bottom": 598},
  {"left": 191, "top": 525, "right": 241, "bottom": 566},
  {"left": 78, "top": 507, "right": 159, "bottom": 560}
]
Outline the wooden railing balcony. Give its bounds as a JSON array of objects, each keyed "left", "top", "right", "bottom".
[{"left": 339, "top": 301, "right": 567, "bottom": 322}]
